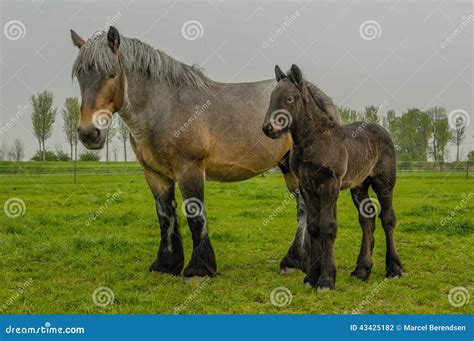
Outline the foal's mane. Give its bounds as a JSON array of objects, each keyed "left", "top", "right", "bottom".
[{"left": 72, "top": 31, "right": 212, "bottom": 89}]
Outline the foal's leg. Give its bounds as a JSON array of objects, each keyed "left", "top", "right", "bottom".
[
  {"left": 279, "top": 166, "right": 310, "bottom": 274},
  {"left": 178, "top": 164, "right": 217, "bottom": 279},
  {"left": 301, "top": 188, "right": 323, "bottom": 287},
  {"left": 316, "top": 179, "right": 339, "bottom": 291},
  {"left": 146, "top": 170, "right": 184, "bottom": 275},
  {"left": 371, "top": 176, "right": 403, "bottom": 278},
  {"left": 350, "top": 181, "right": 376, "bottom": 281}
]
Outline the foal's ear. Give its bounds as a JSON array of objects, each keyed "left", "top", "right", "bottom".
[
  {"left": 275, "top": 65, "right": 286, "bottom": 82},
  {"left": 289, "top": 64, "right": 304, "bottom": 89},
  {"left": 70, "top": 29, "right": 85, "bottom": 49},
  {"left": 107, "top": 26, "right": 121, "bottom": 54}
]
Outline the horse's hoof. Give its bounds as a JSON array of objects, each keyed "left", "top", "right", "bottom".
[
  {"left": 304, "top": 281, "right": 314, "bottom": 288},
  {"left": 183, "top": 276, "right": 208, "bottom": 283},
  {"left": 280, "top": 267, "right": 296, "bottom": 275},
  {"left": 317, "top": 286, "right": 332, "bottom": 292}
]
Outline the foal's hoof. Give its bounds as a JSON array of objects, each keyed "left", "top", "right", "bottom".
[
  {"left": 304, "top": 281, "right": 314, "bottom": 288},
  {"left": 280, "top": 267, "right": 296, "bottom": 275},
  {"left": 386, "top": 262, "right": 403, "bottom": 279},
  {"left": 183, "top": 276, "right": 209, "bottom": 283},
  {"left": 317, "top": 286, "right": 333, "bottom": 293},
  {"left": 351, "top": 267, "right": 371, "bottom": 281}
]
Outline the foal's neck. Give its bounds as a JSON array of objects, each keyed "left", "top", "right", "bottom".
[{"left": 290, "top": 92, "right": 337, "bottom": 147}]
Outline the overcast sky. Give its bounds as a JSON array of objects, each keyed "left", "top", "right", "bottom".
[{"left": 1, "top": 0, "right": 473, "bottom": 160}]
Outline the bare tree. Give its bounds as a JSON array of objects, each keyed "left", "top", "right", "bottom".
[
  {"left": 7, "top": 138, "right": 24, "bottom": 162},
  {"left": 62, "top": 97, "right": 80, "bottom": 161},
  {"left": 450, "top": 117, "right": 466, "bottom": 162},
  {"left": 31, "top": 91, "right": 56, "bottom": 161},
  {"left": 0, "top": 141, "right": 8, "bottom": 160},
  {"left": 117, "top": 116, "right": 129, "bottom": 162}
]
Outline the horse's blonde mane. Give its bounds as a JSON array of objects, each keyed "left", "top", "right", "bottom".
[{"left": 72, "top": 31, "right": 212, "bottom": 89}]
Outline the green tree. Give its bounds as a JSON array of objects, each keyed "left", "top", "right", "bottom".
[
  {"left": 62, "top": 97, "right": 80, "bottom": 161},
  {"left": 361, "top": 105, "right": 379, "bottom": 124},
  {"left": 395, "top": 108, "right": 431, "bottom": 161},
  {"left": 337, "top": 106, "right": 359, "bottom": 124},
  {"left": 79, "top": 151, "right": 101, "bottom": 161},
  {"left": 31, "top": 91, "right": 56, "bottom": 161},
  {"left": 426, "top": 107, "right": 450, "bottom": 163}
]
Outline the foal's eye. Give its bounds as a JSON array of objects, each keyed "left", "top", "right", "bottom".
[{"left": 286, "top": 96, "right": 294, "bottom": 104}]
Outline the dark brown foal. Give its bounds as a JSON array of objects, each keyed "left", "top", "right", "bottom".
[{"left": 262, "top": 64, "right": 403, "bottom": 291}]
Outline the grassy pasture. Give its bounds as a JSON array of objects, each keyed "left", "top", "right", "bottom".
[{"left": 0, "top": 165, "right": 472, "bottom": 314}]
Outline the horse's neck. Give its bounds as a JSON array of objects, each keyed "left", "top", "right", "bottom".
[{"left": 119, "top": 73, "right": 167, "bottom": 145}]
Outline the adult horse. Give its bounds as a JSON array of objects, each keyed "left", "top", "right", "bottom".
[{"left": 70, "top": 26, "right": 340, "bottom": 280}]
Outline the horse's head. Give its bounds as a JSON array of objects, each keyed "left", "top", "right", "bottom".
[
  {"left": 262, "top": 64, "right": 308, "bottom": 139},
  {"left": 70, "top": 26, "right": 125, "bottom": 150}
]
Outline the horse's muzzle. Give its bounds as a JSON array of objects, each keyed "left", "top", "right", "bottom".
[{"left": 78, "top": 125, "right": 104, "bottom": 150}]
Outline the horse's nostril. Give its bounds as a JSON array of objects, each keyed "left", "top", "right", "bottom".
[{"left": 91, "top": 128, "right": 100, "bottom": 139}]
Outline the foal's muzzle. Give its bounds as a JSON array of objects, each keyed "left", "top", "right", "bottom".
[{"left": 262, "top": 122, "right": 283, "bottom": 139}]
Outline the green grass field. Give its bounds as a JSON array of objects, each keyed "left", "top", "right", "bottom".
[{"left": 0, "top": 165, "right": 472, "bottom": 314}]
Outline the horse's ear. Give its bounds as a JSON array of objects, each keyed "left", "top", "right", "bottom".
[
  {"left": 70, "top": 29, "right": 85, "bottom": 49},
  {"left": 275, "top": 65, "right": 286, "bottom": 82},
  {"left": 107, "top": 26, "right": 120, "bottom": 54},
  {"left": 289, "top": 64, "right": 304, "bottom": 89}
]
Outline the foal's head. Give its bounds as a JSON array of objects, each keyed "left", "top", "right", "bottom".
[
  {"left": 70, "top": 26, "right": 125, "bottom": 149},
  {"left": 262, "top": 64, "right": 310, "bottom": 139}
]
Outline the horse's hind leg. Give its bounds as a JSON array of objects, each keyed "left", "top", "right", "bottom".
[
  {"left": 146, "top": 170, "right": 184, "bottom": 275},
  {"left": 371, "top": 176, "right": 403, "bottom": 278},
  {"left": 278, "top": 157, "right": 310, "bottom": 274},
  {"left": 178, "top": 163, "right": 217, "bottom": 279},
  {"left": 350, "top": 180, "right": 376, "bottom": 281}
]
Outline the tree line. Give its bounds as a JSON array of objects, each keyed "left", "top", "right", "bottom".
[
  {"left": 0, "top": 91, "right": 130, "bottom": 162},
  {"left": 338, "top": 105, "right": 470, "bottom": 163},
  {"left": 0, "top": 92, "right": 472, "bottom": 163}
]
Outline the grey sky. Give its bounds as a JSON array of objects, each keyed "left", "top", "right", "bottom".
[{"left": 1, "top": 0, "right": 473, "bottom": 161}]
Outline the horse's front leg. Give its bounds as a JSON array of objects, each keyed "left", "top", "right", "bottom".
[
  {"left": 279, "top": 169, "right": 310, "bottom": 274},
  {"left": 316, "top": 179, "right": 339, "bottom": 291},
  {"left": 146, "top": 170, "right": 184, "bottom": 275},
  {"left": 178, "top": 164, "right": 217, "bottom": 279}
]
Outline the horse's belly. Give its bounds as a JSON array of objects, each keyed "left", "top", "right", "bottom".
[{"left": 204, "top": 136, "right": 291, "bottom": 182}]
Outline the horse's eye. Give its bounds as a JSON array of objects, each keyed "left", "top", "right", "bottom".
[{"left": 286, "top": 96, "right": 294, "bottom": 104}]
